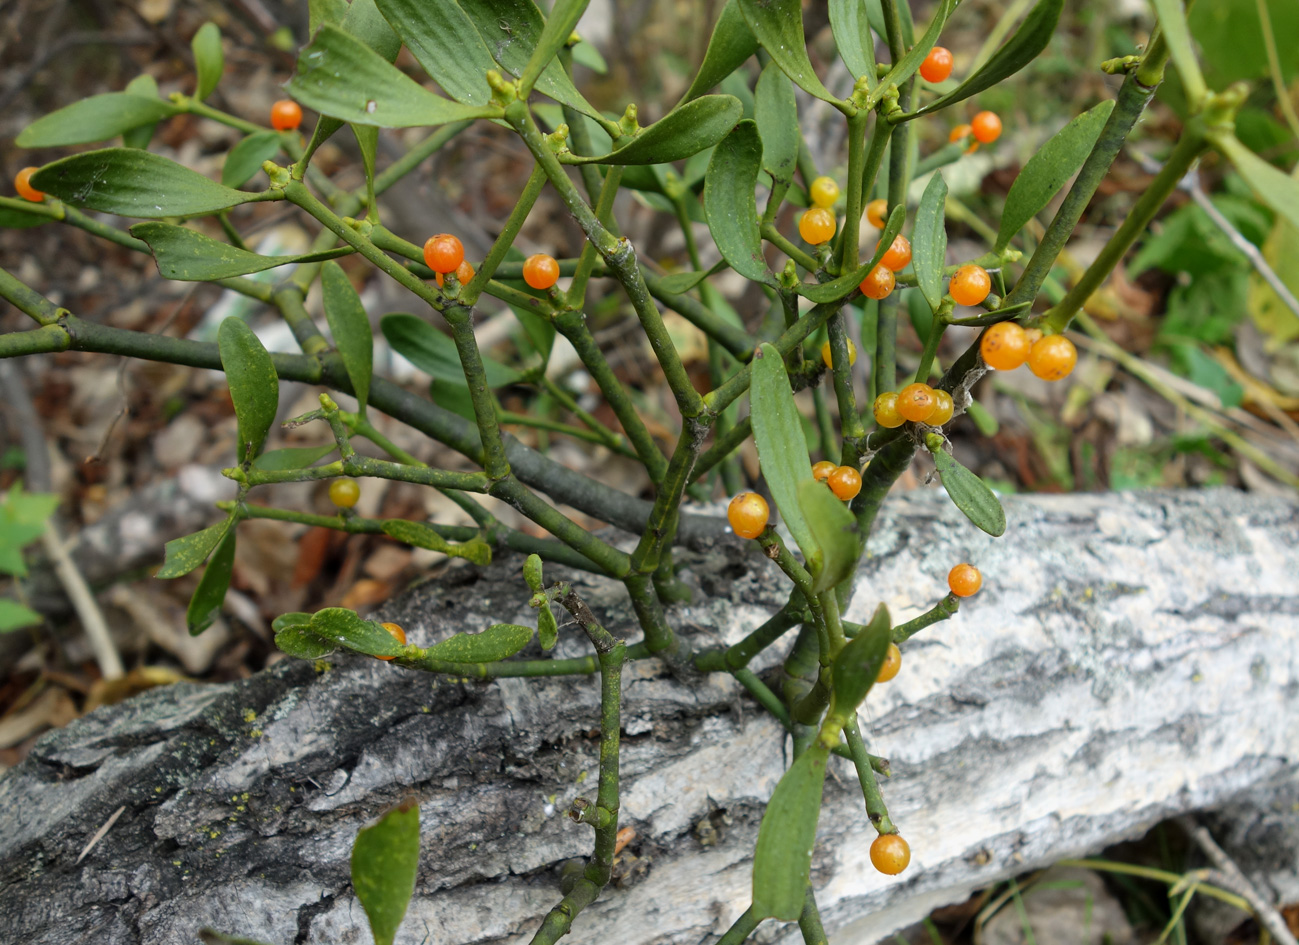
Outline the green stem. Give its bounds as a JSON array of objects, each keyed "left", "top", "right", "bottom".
[
  {"left": 799, "top": 888, "right": 829, "bottom": 945},
  {"left": 893, "top": 594, "right": 960, "bottom": 642},
  {"left": 462, "top": 163, "right": 549, "bottom": 307},
  {"left": 0, "top": 267, "right": 63, "bottom": 326},
  {"left": 715, "top": 907, "right": 761, "bottom": 945},
  {"left": 694, "top": 597, "right": 805, "bottom": 672},
  {"left": 851, "top": 435, "right": 916, "bottom": 540},
  {"left": 826, "top": 312, "right": 866, "bottom": 446},
  {"left": 644, "top": 273, "right": 754, "bottom": 359},
  {"left": 762, "top": 223, "right": 821, "bottom": 273},
  {"left": 374, "top": 121, "right": 472, "bottom": 196},
  {"left": 843, "top": 715, "right": 896, "bottom": 833},
  {"left": 689, "top": 417, "right": 751, "bottom": 484},
  {"left": 568, "top": 164, "right": 623, "bottom": 306},
  {"left": 835, "top": 111, "right": 871, "bottom": 274},
  {"left": 243, "top": 455, "right": 487, "bottom": 491}
]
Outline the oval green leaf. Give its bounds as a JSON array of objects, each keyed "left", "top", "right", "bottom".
[
  {"left": 749, "top": 343, "right": 818, "bottom": 568},
  {"left": 829, "top": 602, "right": 890, "bottom": 720},
  {"left": 794, "top": 203, "right": 905, "bottom": 302},
  {"left": 274, "top": 624, "right": 338, "bottom": 659},
  {"left": 828, "top": 0, "right": 877, "bottom": 89},
  {"left": 272, "top": 612, "right": 314, "bottom": 633},
  {"left": 1217, "top": 133, "right": 1299, "bottom": 233},
  {"left": 568, "top": 95, "right": 743, "bottom": 165},
  {"left": 192, "top": 22, "right": 224, "bottom": 100},
  {"left": 16, "top": 93, "right": 179, "bottom": 148},
  {"left": 704, "top": 121, "right": 774, "bottom": 285},
  {"left": 910, "top": 0, "right": 1063, "bottom": 119},
  {"left": 374, "top": 0, "right": 497, "bottom": 105},
  {"left": 997, "top": 101, "right": 1114, "bottom": 252},
  {"left": 222, "top": 131, "right": 283, "bottom": 188},
  {"left": 679, "top": 0, "right": 758, "bottom": 104},
  {"left": 253, "top": 444, "right": 338, "bottom": 471},
  {"left": 1150, "top": 0, "right": 1207, "bottom": 105},
  {"left": 131, "top": 222, "right": 352, "bottom": 280},
  {"left": 310, "top": 607, "right": 404, "bottom": 657},
  {"left": 798, "top": 478, "right": 860, "bottom": 593},
  {"left": 655, "top": 259, "right": 728, "bottom": 295},
  {"left": 30, "top": 149, "right": 260, "bottom": 218},
  {"left": 754, "top": 63, "right": 799, "bottom": 185},
  {"left": 381, "top": 519, "right": 492, "bottom": 565},
  {"left": 738, "top": 0, "right": 840, "bottom": 105},
  {"left": 537, "top": 600, "right": 558, "bottom": 650},
  {"left": 287, "top": 25, "right": 493, "bottom": 128},
  {"left": 426, "top": 623, "right": 533, "bottom": 663},
  {"left": 186, "top": 530, "right": 235, "bottom": 635},
  {"left": 322, "top": 261, "right": 374, "bottom": 414},
  {"left": 931, "top": 447, "right": 1006, "bottom": 536},
  {"left": 157, "top": 516, "right": 234, "bottom": 579},
  {"left": 218, "top": 317, "right": 279, "bottom": 462},
  {"left": 122, "top": 74, "right": 162, "bottom": 149},
  {"left": 352, "top": 803, "right": 421, "bottom": 945},
  {"left": 914, "top": 171, "right": 949, "bottom": 311},
  {"left": 381, "top": 313, "right": 521, "bottom": 388},
  {"left": 751, "top": 743, "right": 829, "bottom": 921}
]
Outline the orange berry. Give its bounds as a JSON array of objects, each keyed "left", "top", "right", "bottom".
[
  {"left": 865, "top": 198, "right": 889, "bottom": 229},
  {"left": 919, "top": 46, "right": 953, "bottom": 83},
  {"left": 925, "top": 389, "right": 954, "bottom": 426},
  {"left": 434, "top": 259, "right": 476, "bottom": 289},
  {"left": 827, "top": 465, "right": 862, "bottom": 501},
  {"left": 877, "top": 643, "right": 901, "bottom": 682},
  {"left": 873, "top": 392, "right": 904, "bottom": 428},
  {"left": 14, "top": 167, "right": 44, "bottom": 202},
  {"left": 523, "top": 253, "right": 560, "bottom": 290},
  {"left": 971, "top": 110, "right": 1002, "bottom": 144},
  {"left": 949, "top": 123, "right": 972, "bottom": 143},
  {"left": 809, "top": 176, "right": 840, "bottom": 208},
  {"left": 376, "top": 621, "right": 407, "bottom": 660},
  {"left": 1027, "top": 334, "right": 1077, "bottom": 381},
  {"left": 328, "top": 478, "right": 360, "bottom": 508},
  {"left": 812, "top": 461, "right": 837, "bottom": 483},
  {"left": 949, "top": 264, "right": 991, "bottom": 307},
  {"left": 727, "top": 492, "right": 769, "bottom": 540},
  {"left": 877, "top": 234, "right": 912, "bottom": 272},
  {"left": 821, "top": 338, "right": 857, "bottom": 369},
  {"left": 270, "top": 99, "right": 302, "bottom": 131},
  {"left": 870, "top": 834, "right": 911, "bottom": 875},
  {"left": 798, "top": 207, "right": 836, "bottom": 245},
  {"left": 423, "top": 234, "right": 464, "bottom": 275},
  {"left": 979, "top": 321, "right": 1031, "bottom": 371},
  {"left": 896, "top": 383, "right": 936, "bottom": 423},
  {"left": 948, "top": 563, "right": 982, "bottom": 598},
  {"left": 859, "top": 264, "right": 895, "bottom": 301}
]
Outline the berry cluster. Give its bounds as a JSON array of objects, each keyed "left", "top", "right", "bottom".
[
  {"left": 811, "top": 461, "right": 862, "bottom": 501},
  {"left": 979, "top": 321, "right": 1077, "bottom": 381},
  {"left": 872, "top": 383, "right": 955, "bottom": 428}
]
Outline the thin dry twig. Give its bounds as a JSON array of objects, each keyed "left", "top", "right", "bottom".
[{"left": 76, "top": 805, "right": 126, "bottom": 865}]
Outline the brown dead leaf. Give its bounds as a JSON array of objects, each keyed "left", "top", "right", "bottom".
[
  {"left": 0, "top": 686, "right": 78, "bottom": 749},
  {"left": 340, "top": 578, "right": 391, "bottom": 610},
  {"left": 85, "top": 666, "right": 186, "bottom": 712}
]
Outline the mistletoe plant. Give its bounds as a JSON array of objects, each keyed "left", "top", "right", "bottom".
[{"left": 4, "top": 0, "right": 1298, "bottom": 942}]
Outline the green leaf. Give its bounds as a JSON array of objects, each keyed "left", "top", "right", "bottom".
[
  {"left": 523, "top": 553, "right": 544, "bottom": 590},
  {"left": 380, "top": 519, "right": 492, "bottom": 565},
  {"left": 520, "top": 0, "right": 590, "bottom": 96},
  {"left": 457, "top": 0, "right": 602, "bottom": 119},
  {"left": 876, "top": 0, "right": 956, "bottom": 100},
  {"left": 222, "top": 131, "right": 283, "bottom": 188},
  {"left": 738, "top": 0, "right": 840, "bottom": 105},
  {"left": 122, "top": 74, "right": 162, "bottom": 149},
  {"left": 310, "top": 607, "right": 404, "bottom": 657},
  {"left": 373, "top": 0, "right": 497, "bottom": 106},
  {"left": 0, "top": 598, "right": 44, "bottom": 632},
  {"left": 911, "top": 0, "right": 1063, "bottom": 118},
  {"left": 751, "top": 743, "right": 829, "bottom": 921},
  {"left": 157, "top": 517, "right": 234, "bottom": 579},
  {"left": 381, "top": 313, "right": 521, "bottom": 387},
  {"left": 426, "top": 623, "right": 533, "bottom": 663},
  {"left": 353, "top": 123, "right": 379, "bottom": 210},
  {"left": 829, "top": 603, "right": 890, "bottom": 720},
  {"left": 130, "top": 222, "right": 352, "bottom": 280},
  {"left": 913, "top": 171, "right": 948, "bottom": 311},
  {"left": 797, "top": 479, "right": 860, "bottom": 593},
  {"left": 0, "top": 485, "right": 54, "bottom": 575},
  {"left": 794, "top": 203, "right": 905, "bottom": 302},
  {"left": 704, "top": 121, "right": 774, "bottom": 285},
  {"left": 537, "top": 601, "right": 558, "bottom": 650},
  {"left": 749, "top": 343, "right": 818, "bottom": 568},
  {"left": 341, "top": 0, "right": 402, "bottom": 62},
  {"left": 16, "top": 93, "right": 179, "bottom": 148},
  {"left": 192, "top": 22, "right": 224, "bottom": 100},
  {"left": 570, "top": 39, "right": 607, "bottom": 74},
  {"left": 931, "top": 448, "right": 1006, "bottom": 536},
  {"left": 754, "top": 63, "right": 799, "bottom": 185},
  {"left": 568, "top": 95, "right": 743, "bottom": 165},
  {"left": 656, "top": 260, "right": 728, "bottom": 294},
  {"left": 1217, "top": 134, "right": 1299, "bottom": 233},
  {"left": 679, "top": 0, "right": 758, "bottom": 104},
  {"left": 31, "top": 149, "right": 259, "bottom": 218},
  {"left": 288, "top": 25, "right": 493, "bottom": 128},
  {"left": 272, "top": 612, "right": 315, "bottom": 632},
  {"left": 997, "top": 101, "right": 1114, "bottom": 252},
  {"left": 1150, "top": 0, "right": 1207, "bottom": 104},
  {"left": 309, "top": 0, "right": 348, "bottom": 33},
  {"left": 186, "top": 531, "right": 235, "bottom": 635},
  {"left": 252, "top": 443, "right": 337, "bottom": 471},
  {"left": 322, "top": 262, "right": 374, "bottom": 414},
  {"left": 352, "top": 803, "right": 421, "bottom": 945},
  {"left": 0, "top": 204, "right": 49, "bottom": 229},
  {"left": 275, "top": 624, "right": 339, "bottom": 659},
  {"left": 219, "top": 317, "right": 279, "bottom": 462},
  {"left": 828, "top": 0, "right": 876, "bottom": 89}
]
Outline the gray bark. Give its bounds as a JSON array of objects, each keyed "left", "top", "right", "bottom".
[{"left": 1, "top": 488, "right": 1296, "bottom": 945}]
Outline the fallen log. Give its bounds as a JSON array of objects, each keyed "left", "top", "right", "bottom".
[{"left": 2, "top": 488, "right": 1296, "bottom": 944}]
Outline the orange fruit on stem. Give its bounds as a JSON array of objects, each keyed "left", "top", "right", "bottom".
[
  {"left": 877, "top": 643, "right": 902, "bottom": 682},
  {"left": 809, "top": 176, "right": 840, "bottom": 208},
  {"left": 979, "top": 321, "right": 1031, "bottom": 371},
  {"left": 423, "top": 234, "right": 464, "bottom": 275},
  {"left": 376, "top": 622, "right": 407, "bottom": 660},
  {"left": 948, "top": 563, "right": 982, "bottom": 598},
  {"left": 798, "top": 207, "right": 836, "bottom": 245},
  {"left": 919, "top": 46, "right": 953, "bottom": 83},
  {"left": 821, "top": 338, "right": 857, "bottom": 369},
  {"left": 329, "top": 478, "right": 360, "bottom": 508},
  {"left": 896, "top": 383, "right": 936, "bottom": 423},
  {"left": 949, "top": 265, "right": 991, "bottom": 307},
  {"left": 870, "top": 834, "right": 911, "bottom": 875},
  {"left": 877, "top": 234, "right": 912, "bottom": 272},
  {"left": 859, "top": 264, "right": 895, "bottom": 301},
  {"left": 812, "top": 461, "right": 837, "bottom": 483},
  {"left": 865, "top": 198, "right": 889, "bottom": 229},
  {"left": 270, "top": 99, "right": 302, "bottom": 131},
  {"left": 14, "top": 167, "right": 44, "bottom": 202},
  {"left": 925, "top": 389, "right": 954, "bottom": 426},
  {"left": 873, "top": 392, "right": 904, "bottom": 428},
  {"left": 727, "top": 493, "right": 769, "bottom": 540},
  {"left": 523, "top": 253, "right": 560, "bottom": 290},
  {"left": 1028, "top": 334, "right": 1077, "bottom": 381},
  {"left": 971, "top": 110, "right": 1002, "bottom": 144},
  {"left": 827, "top": 465, "right": 862, "bottom": 501}
]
